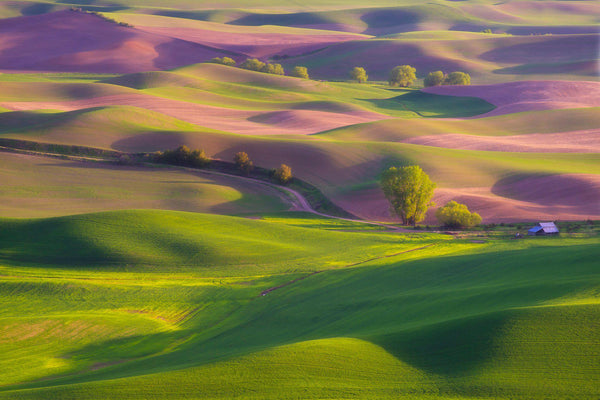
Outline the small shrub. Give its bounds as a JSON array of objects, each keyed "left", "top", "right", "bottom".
[
  {"left": 261, "top": 63, "right": 285, "bottom": 75},
  {"left": 290, "top": 66, "right": 309, "bottom": 79},
  {"left": 424, "top": 71, "right": 445, "bottom": 87},
  {"left": 444, "top": 71, "right": 471, "bottom": 85},
  {"left": 210, "top": 57, "right": 236, "bottom": 66},
  {"left": 272, "top": 164, "right": 292, "bottom": 184},
  {"left": 117, "top": 154, "right": 135, "bottom": 166},
  {"left": 234, "top": 152, "right": 254, "bottom": 176},
  {"left": 436, "top": 201, "right": 482, "bottom": 228},
  {"left": 349, "top": 67, "right": 368, "bottom": 83}
]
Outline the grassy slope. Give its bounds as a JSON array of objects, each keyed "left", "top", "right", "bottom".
[
  {"left": 0, "top": 152, "right": 290, "bottom": 218},
  {"left": 0, "top": 210, "right": 597, "bottom": 399},
  {"left": 0, "top": 209, "right": 440, "bottom": 274}
]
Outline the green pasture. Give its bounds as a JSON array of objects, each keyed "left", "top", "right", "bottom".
[
  {"left": 0, "top": 209, "right": 441, "bottom": 274},
  {"left": 0, "top": 2, "right": 597, "bottom": 399},
  {"left": 0, "top": 210, "right": 597, "bottom": 399}
]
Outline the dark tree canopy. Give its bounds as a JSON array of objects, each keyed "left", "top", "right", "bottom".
[
  {"left": 381, "top": 165, "right": 436, "bottom": 226},
  {"left": 349, "top": 67, "right": 368, "bottom": 83},
  {"left": 389, "top": 65, "right": 416, "bottom": 87},
  {"left": 436, "top": 201, "right": 481, "bottom": 228}
]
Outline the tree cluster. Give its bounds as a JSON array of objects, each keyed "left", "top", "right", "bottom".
[
  {"left": 436, "top": 201, "right": 481, "bottom": 228},
  {"left": 207, "top": 57, "right": 309, "bottom": 79},
  {"left": 424, "top": 70, "right": 471, "bottom": 87},
  {"left": 385, "top": 64, "right": 472, "bottom": 87},
  {"left": 240, "top": 59, "right": 285, "bottom": 75},
  {"left": 233, "top": 153, "right": 293, "bottom": 184},
  {"left": 290, "top": 66, "right": 309, "bottom": 79},
  {"left": 154, "top": 146, "right": 211, "bottom": 168}
]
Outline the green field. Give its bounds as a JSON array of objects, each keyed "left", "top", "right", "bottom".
[
  {"left": 0, "top": 2, "right": 598, "bottom": 398},
  {"left": 0, "top": 210, "right": 597, "bottom": 399}
]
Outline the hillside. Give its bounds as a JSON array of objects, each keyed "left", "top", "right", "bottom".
[
  {"left": 0, "top": 10, "right": 237, "bottom": 73},
  {"left": 0, "top": 1, "right": 598, "bottom": 399},
  {"left": 0, "top": 5, "right": 597, "bottom": 82},
  {"left": 0, "top": 210, "right": 597, "bottom": 398},
  {"left": 0, "top": 65, "right": 597, "bottom": 223}
]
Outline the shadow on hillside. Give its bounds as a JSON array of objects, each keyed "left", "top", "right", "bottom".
[{"left": 370, "top": 311, "right": 507, "bottom": 376}]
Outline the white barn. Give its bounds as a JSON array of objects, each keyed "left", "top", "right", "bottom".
[{"left": 528, "top": 222, "right": 559, "bottom": 236}]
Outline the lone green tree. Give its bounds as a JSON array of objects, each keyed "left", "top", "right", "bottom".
[
  {"left": 349, "top": 67, "right": 368, "bottom": 83},
  {"left": 444, "top": 71, "right": 471, "bottom": 85},
  {"left": 290, "top": 66, "right": 309, "bottom": 79},
  {"left": 436, "top": 201, "right": 481, "bottom": 228},
  {"left": 389, "top": 65, "right": 416, "bottom": 87},
  {"left": 272, "top": 164, "right": 292, "bottom": 184},
  {"left": 234, "top": 151, "right": 254, "bottom": 176},
  {"left": 381, "top": 165, "right": 436, "bottom": 226},
  {"left": 424, "top": 71, "right": 446, "bottom": 87}
]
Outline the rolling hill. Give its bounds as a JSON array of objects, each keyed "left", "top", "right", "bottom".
[
  {"left": 0, "top": 64, "right": 597, "bottom": 223},
  {"left": 0, "top": 210, "right": 597, "bottom": 398},
  {"left": 0, "top": 1, "right": 598, "bottom": 399}
]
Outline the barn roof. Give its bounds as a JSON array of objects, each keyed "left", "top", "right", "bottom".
[
  {"left": 528, "top": 226, "right": 543, "bottom": 233},
  {"left": 539, "top": 222, "right": 559, "bottom": 233}
]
